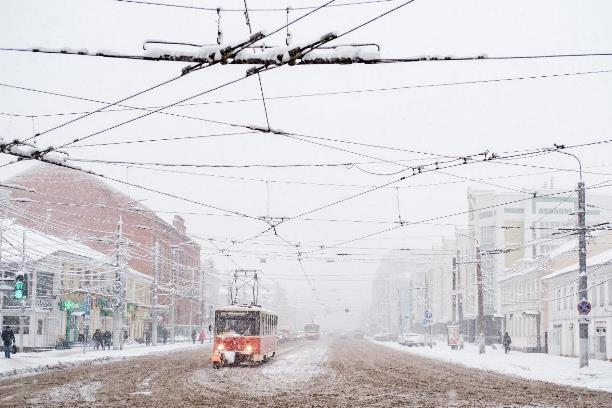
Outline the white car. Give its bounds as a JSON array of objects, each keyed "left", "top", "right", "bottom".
[
  {"left": 398, "top": 333, "right": 425, "bottom": 347},
  {"left": 373, "top": 332, "right": 395, "bottom": 342}
]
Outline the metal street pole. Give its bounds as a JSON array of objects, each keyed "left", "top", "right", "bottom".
[
  {"left": 457, "top": 250, "right": 464, "bottom": 338},
  {"left": 200, "top": 266, "right": 206, "bottom": 332},
  {"left": 151, "top": 240, "right": 159, "bottom": 346},
  {"left": 578, "top": 180, "right": 588, "bottom": 367},
  {"left": 476, "top": 246, "right": 485, "bottom": 355},
  {"left": 18, "top": 230, "right": 25, "bottom": 352},
  {"left": 170, "top": 246, "right": 177, "bottom": 344},
  {"left": 554, "top": 149, "right": 588, "bottom": 368},
  {"left": 113, "top": 219, "right": 126, "bottom": 351},
  {"left": 452, "top": 257, "right": 457, "bottom": 324},
  {"left": 425, "top": 272, "right": 432, "bottom": 349}
]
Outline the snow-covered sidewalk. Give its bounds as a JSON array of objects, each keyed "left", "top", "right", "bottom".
[
  {"left": 376, "top": 340, "right": 612, "bottom": 393},
  {"left": 0, "top": 342, "right": 210, "bottom": 379}
]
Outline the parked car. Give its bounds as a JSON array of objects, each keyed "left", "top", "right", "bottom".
[
  {"left": 373, "top": 332, "right": 396, "bottom": 342},
  {"left": 398, "top": 332, "right": 425, "bottom": 347}
]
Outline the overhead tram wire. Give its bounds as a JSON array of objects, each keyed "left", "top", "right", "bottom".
[
  {"left": 114, "top": 0, "right": 401, "bottom": 12},
  {"left": 104, "top": 161, "right": 578, "bottom": 190},
  {"left": 51, "top": 0, "right": 338, "bottom": 151},
  {"left": 17, "top": 0, "right": 337, "bottom": 147},
  {"left": 0, "top": 6, "right": 351, "bottom": 240},
  {"left": 5, "top": 45, "right": 612, "bottom": 66},
  {"left": 243, "top": 0, "right": 272, "bottom": 131},
  {"left": 4, "top": 68, "right": 611, "bottom": 120},
  {"left": 302, "top": 180, "right": 612, "bottom": 256}
]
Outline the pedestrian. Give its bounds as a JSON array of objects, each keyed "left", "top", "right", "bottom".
[
  {"left": 145, "top": 331, "right": 151, "bottom": 346},
  {"left": 103, "top": 330, "right": 112, "bottom": 349},
  {"left": 2, "top": 326, "right": 15, "bottom": 359},
  {"left": 162, "top": 328, "right": 168, "bottom": 345},
  {"left": 191, "top": 328, "right": 197, "bottom": 344},
  {"left": 198, "top": 328, "right": 205, "bottom": 344},
  {"left": 502, "top": 332, "right": 512, "bottom": 354},
  {"left": 92, "top": 329, "right": 103, "bottom": 350}
]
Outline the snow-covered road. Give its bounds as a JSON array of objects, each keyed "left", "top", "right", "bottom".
[
  {"left": 0, "top": 338, "right": 610, "bottom": 407},
  {"left": 0, "top": 341, "right": 206, "bottom": 379},
  {"left": 376, "top": 340, "right": 612, "bottom": 393}
]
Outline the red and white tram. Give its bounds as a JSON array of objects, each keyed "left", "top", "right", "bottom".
[{"left": 211, "top": 305, "right": 278, "bottom": 368}]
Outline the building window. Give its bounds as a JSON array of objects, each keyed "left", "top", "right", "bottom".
[
  {"left": 563, "top": 288, "right": 567, "bottom": 310},
  {"left": 37, "top": 319, "right": 43, "bottom": 335},
  {"left": 557, "top": 290, "right": 561, "bottom": 311},
  {"left": 2, "top": 316, "right": 29, "bottom": 334},
  {"left": 480, "top": 226, "right": 495, "bottom": 245},
  {"left": 599, "top": 283, "right": 605, "bottom": 307}
]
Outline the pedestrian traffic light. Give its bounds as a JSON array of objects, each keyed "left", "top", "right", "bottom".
[{"left": 13, "top": 275, "right": 24, "bottom": 299}]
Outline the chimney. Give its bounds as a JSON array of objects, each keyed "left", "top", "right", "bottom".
[{"left": 172, "top": 215, "right": 186, "bottom": 234}]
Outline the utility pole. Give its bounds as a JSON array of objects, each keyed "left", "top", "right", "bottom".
[
  {"left": 151, "top": 240, "right": 159, "bottom": 346},
  {"left": 425, "top": 272, "right": 432, "bottom": 348},
  {"left": 170, "top": 246, "right": 177, "bottom": 344},
  {"left": 18, "top": 230, "right": 25, "bottom": 353},
  {"left": 578, "top": 180, "right": 588, "bottom": 368},
  {"left": 200, "top": 266, "right": 206, "bottom": 332},
  {"left": 457, "top": 250, "right": 464, "bottom": 337},
  {"left": 397, "top": 289, "right": 403, "bottom": 334},
  {"left": 476, "top": 246, "right": 485, "bottom": 354},
  {"left": 452, "top": 257, "right": 457, "bottom": 324},
  {"left": 113, "top": 219, "right": 126, "bottom": 351},
  {"left": 409, "top": 280, "right": 413, "bottom": 330}
]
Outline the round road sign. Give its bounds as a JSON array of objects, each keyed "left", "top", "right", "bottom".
[{"left": 577, "top": 300, "right": 591, "bottom": 315}]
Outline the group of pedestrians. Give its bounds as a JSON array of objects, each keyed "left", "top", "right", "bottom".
[
  {"left": 91, "top": 329, "right": 112, "bottom": 350},
  {"left": 2, "top": 325, "right": 210, "bottom": 357},
  {"left": 191, "top": 328, "right": 206, "bottom": 344}
]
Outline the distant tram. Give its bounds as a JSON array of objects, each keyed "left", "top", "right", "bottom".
[
  {"left": 211, "top": 305, "right": 278, "bottom": 368},
  {"left": 304, "top": 323, "right": 320, "bottom": 340}
]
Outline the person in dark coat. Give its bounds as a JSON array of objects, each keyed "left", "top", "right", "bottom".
[
  {"left": 145, "top": 331, "right": 151, "bottom": 346},
  {"left": 103, "top": 330, "right": 112, "bottom": 349},
  {"left": 1, "top": 326, "right": 15, "bottom": 358},
  {"left": 162, "top": 328, "right": 168, "bottom": 345},
  {"left": 92, "top": 329, "right": 103, "bottom": 350},
  {"left": 191, "top": 329, "right": 197, "bottom": 344},
  {"left": 502, "top": 332, "right": 512, "bottom": 354}
]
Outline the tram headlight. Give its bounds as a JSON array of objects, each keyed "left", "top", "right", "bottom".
[
  {"left": 245, "top": 345, "right": 252, "bottom": 353},
  {"left": 217, "top": 343, "right": 225, "bottom": 351}
]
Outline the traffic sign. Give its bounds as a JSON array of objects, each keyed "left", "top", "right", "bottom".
[
  {"left": 577, "top": 315, "right": 591, "bottom": 324},
  {"left": 425, "top": 311, "right": 432, "bottom": 320},
  {"left": 577, "top": 300, "right": 591, "bottom": 315}
]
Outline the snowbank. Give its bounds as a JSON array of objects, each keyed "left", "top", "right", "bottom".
[
  {"left": 375, "top": 340, "right": 612, "bottom": 393},
  {"left": 0, "top": 342, "right": 209, "bottom": 379}
]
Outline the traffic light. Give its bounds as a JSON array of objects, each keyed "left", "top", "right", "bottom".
[{"left": 13, "top": 275, "right": 24, "bottom": 299}]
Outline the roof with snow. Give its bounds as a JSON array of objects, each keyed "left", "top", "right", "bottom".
[
  {"left": 542, "top": 247, "right": 612, "bottom": 280},
  {"left": 1, "top": 219, "right": 152, "bottom": 283},
  {"left": 1, "top": 219, "right": 112, "bottom": 264}
]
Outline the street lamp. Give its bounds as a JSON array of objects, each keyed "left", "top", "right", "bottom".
[
  {"left": 456, "top": 230, "right": 485, "bottom": 355},
  {"left": 551, "top": 148, "right": 588, "bottom": 368}
]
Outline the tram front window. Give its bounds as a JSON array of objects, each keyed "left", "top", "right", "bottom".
[{"left": 215, "top": 312, "right": 259, "bottom": 336}]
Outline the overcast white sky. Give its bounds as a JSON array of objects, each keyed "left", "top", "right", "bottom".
[{"left": 1, "top": 0, "right": 612, "bottom": 330}]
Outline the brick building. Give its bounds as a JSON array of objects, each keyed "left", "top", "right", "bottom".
[{"left": 3, "top": 163, "right": 201, "bottom": 326}]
